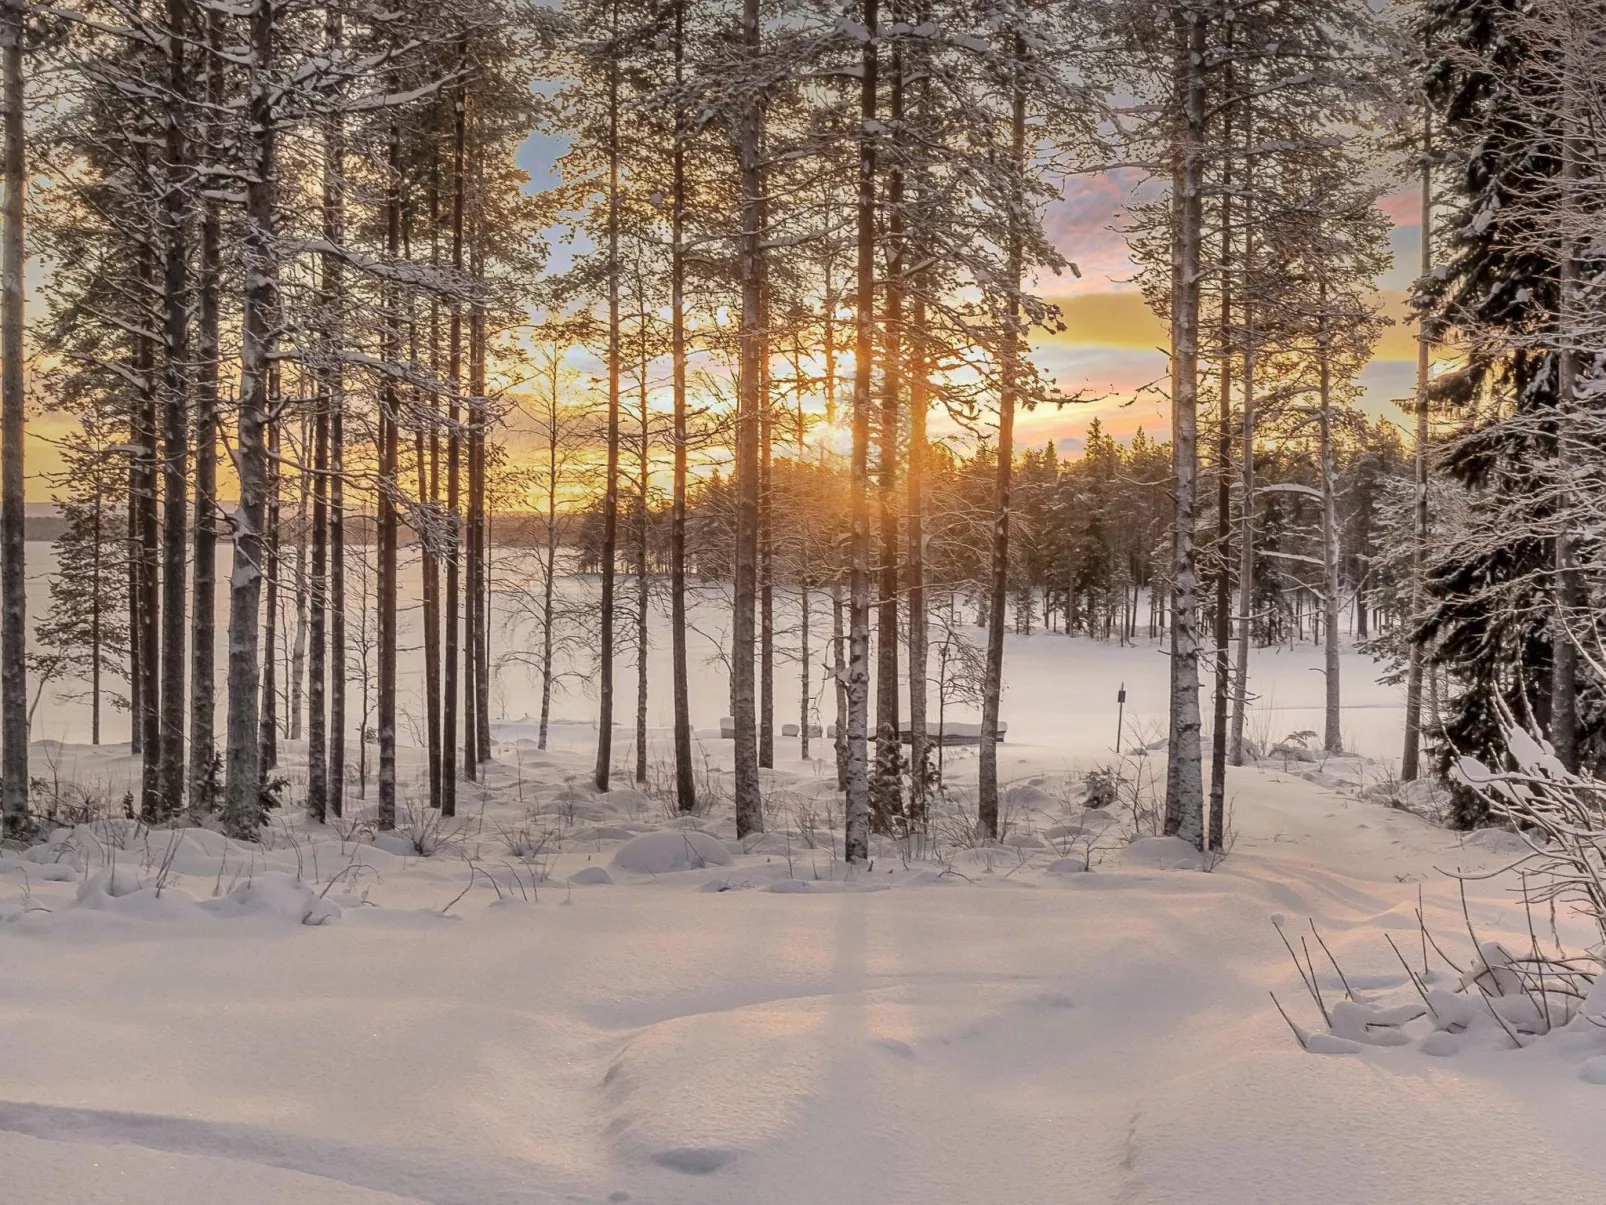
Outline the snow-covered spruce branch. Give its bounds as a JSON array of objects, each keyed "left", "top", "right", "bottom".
[{"left": 1450, "top": 701, "right": 1606, "bottom": 950}]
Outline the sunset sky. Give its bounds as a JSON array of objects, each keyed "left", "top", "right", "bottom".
[
  {"left": 1010, "top": 178, "right": 1425, "bottom": 455},
  {"left": 19, "top": 138, "right": 1424, "bottom": 502},
  {"left": 514, "top": 129, "right": 1424, "bottom": 461}
]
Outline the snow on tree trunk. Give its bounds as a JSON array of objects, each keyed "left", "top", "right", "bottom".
[
  {"left": 222, "top": 0, "right": 277, "bottom": 839},
  {"left": 288, "top": 423, "right": 311, "bottom": 744},
  {"left": 375, "top": 110, "right": 402, "bottom": 832},
  {"left": 1208, "top": 47, "right": 1235, "bottom": 850},
  {"left": 1318, "top": 307, "right": 1342, "bottom": 755},
  {"left": 845, "top": 0, "right": 878, "bottom": 865},
  {"left": 260, "top": 401, "right": 280, "bottom": 774},
  {"left": 731, "top": 0, "right": 765, "bottom": 839},
  {"left": 190, "top": 7, "right": 225, "bottom": 813},
  {"left": 759, "top": 293, "right": 774, "bottom": 773},
  {"left": 0, "top": 0, "right": 24, "bottom": 834},
  {"left": 594, "top": 4, "right": 621, "bottom": 795},
  {"left": 1551, "top": 71, "right": 1581, "bottom": 774},
  {"left": 668, "top": 0, "right": 695, "bottom": 812},
  {"left": 156, "top": 0, "right": 192, "bottom": 820},
  {"left": 1401, "top": 115, "right": 1430, "bottom": 782},
  {"left": 906, "top": 291, "right": 929, "bottom": 826},
  {"left": 1163, "top": 5, "right": 1207, "bottom": 851},
  {"left": 979, "top": 31, "right": 1028, "bottom": 843}
]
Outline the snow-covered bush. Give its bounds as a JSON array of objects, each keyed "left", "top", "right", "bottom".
[
  {"left": 1082, "top": 766, "right": 1118, "bottom": 810},
  {"left": 1451, "top": 709, "right": 1606, "bottom": 949},
  {"left": 611, "top": 830, "right": 732, "bottom": 874}
]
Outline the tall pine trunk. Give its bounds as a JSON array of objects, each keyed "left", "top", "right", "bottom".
[
  {"left": 375, "top": 108, "right": 402, "bottom": 831},
  {"left": 832, "top": 577, "right": 848, "bottom": 792},
  {"left": 309, "top": 372, "right": 330, "bottom": 819},
  {"left": 759, "top": 297, "right": 774, "bottom": 772},
  {"left": 306, "top": 6, "right": 342, "bottom": 822},
  {"left": 634, "top": 299, "right": 649, "bottom": 784},
  {"left": 0, "top": 0, "right": 23, "bottom": 833},
  {"left": 1163, "top": 6, "right": 1206, "bottom": 850},
  {"left": 1552, "top": 91, "right": 1580, "bottom": 772},
  {"left": 156, "top": 0, "right": 191, "bottom": 818},
  {"left": 1229, "top": 95, "right": 1255, "bottom": 767},
  {"left": 260, "top": 400, "right": 280, "bottom": 771},
  {"left": 442, "top": 71, "right": 466, "bottom": 817},
  {"left": 539, "top": 366, "right": 558, "bottom": 751},
  {"left": 129, "top": 461, "right": 142, "bottom": 757},
  {"left": 873, "top": 9, "right": 905, "bottom": 830},
  {"left": 669, "top": 0, "right": 695, "bottom": 810},
  {"left": 594, "top": 2, "right": 621, "bottom": 794},
  {"left": 289, "top": 422, "right": 310, "bottom": 742},
  {"left": 845, "top": 0, "right": 878, "bottom": 864},
  {"left": 906, "top": 291, "right": 928, "bottom": 824},
  {"left": 1401, "top": 113, "right": 1431, "bottom": 781},
  {"left": 978, "top": 33, "right": 1026, "bottom": 841},
  {"left": 1317, "top": 304, "right": 1341, "bottom": 755},
  {"left": 190, "top": 7, "right": 224, "bottom": 811},
  {"left": 794, "top": 343, "right": 812, "bottom": 762},
  {"left": 1207, "top": 63, "right": 1232, "bottom": 851},
  {"left": 91, "top": 487, "right": 103, "bottom": 745},
  {"left": 221, "top": 0, "right": 277, "bottom": 838},
  {"left": 470, "top": 239, "right": 491, "bottom": 768},
  {"left": 421, "top": 164, "right": 443, "bottom": 807},
  {"left": 730, "top": 0, "right": 765, "bottom": 837},
  {"left": 137, "top": 219, "right": 161, "bottom": 817}
]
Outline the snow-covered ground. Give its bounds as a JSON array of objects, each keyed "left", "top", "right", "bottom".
[{"left": 5, "top": 621, "right": 1606, "bottom": 1203}]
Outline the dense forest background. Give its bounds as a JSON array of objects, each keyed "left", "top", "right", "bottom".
[{"left": 0, "top": 0, "right": 1601, "bottom": 852}]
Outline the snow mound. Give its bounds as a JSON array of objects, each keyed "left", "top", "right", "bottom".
[
  {"left": 199, "top": 872, "right": 343, "bottom": 925},
  {"left": 1392, "top": 777, "right": 1451, "bottom": 820},
  {"left": 1124, "top": 836, "right": 1205, "bottom": 870},
  {"left": 1046, "top": 857, "right": 1087, "bottom": 875},
  {"left": 1268, "top": 743, "right": 1320, "bottom": 763},
  {"left": 763, "top": 879, "right": 813, "bottom": 894},
  {"left": 1001, "top": 831, "right": 1045, "bottom": 849},
  {"left": 1304, "top": 1033, "right": 1362, "bottom": 1055},
  {"left": 71, "top": 868, "right": 340, "bottom": 925},
  {"left": 1327, "top": 1000, "right": 1417, "bottom": 1046},
  {"left": 1002, "top": 783, "right": 1057, "bottom": 809},
  {"left": 1420, "top": 1032, "right": 1459, "bottom": 1057},
  {"left": 568, "top": 866, "right": 614, "bottom": 886},
  {"left": 611, "top": 831, "right": 733, "bottom": 874},
  {"left": 23, "top": 843, "right": 82, "bottom": 872},
  {"left": 1579, "top": 1056, "right": 1606, "bottom": 1085},
  {"left": 74, "top": 866, "right": 150, "bottom": 905},
  {"left": 1461, "top": 828, "right": 1530, "bottom": 855},
  {"left": 72, "top": 869, "right": 199, "bottom": 920}
]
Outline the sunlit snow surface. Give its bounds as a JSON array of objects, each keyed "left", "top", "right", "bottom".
[{"left": 4, "top": 635, "right": 1606, "bottom": 1204}]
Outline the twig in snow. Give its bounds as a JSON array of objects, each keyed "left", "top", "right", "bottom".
[
  {"left": 1308, "top": 920, "right": 1355, "bottom": 1000},
  {"left": 1272, "top": 917, "right": 1323, "bottom": 1015},
  {"left": 1269, "top": 991, "right": 1308, "bottom": 1050},
  {"left": 1385, "top": 932, "right": 1439, "bottom": 1024},
  {"left": 440, "top": 866, "right": 480, "bottom": 915},
  {"left": 1301, "top": 936, "right": 1332, "bottom": 1026}
]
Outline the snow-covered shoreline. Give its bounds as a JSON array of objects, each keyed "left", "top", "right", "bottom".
[{"left": 5, "top": 673, "right": 1606, "bottom": 1204}]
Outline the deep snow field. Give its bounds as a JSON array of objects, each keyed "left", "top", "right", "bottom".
[{"left": 4, "top": 629, "right": 1606, "bottom": 1204}]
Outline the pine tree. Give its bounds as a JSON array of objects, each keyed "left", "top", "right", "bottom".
[
  {"left": 34, "top": 433, "right": 131, "bottom": 746},
  {"left": 1414, "top": 0, "right": 1589, "bottom": 818},
  {"left": 0, "top": 0, "right": 24, "bottom": 834}
]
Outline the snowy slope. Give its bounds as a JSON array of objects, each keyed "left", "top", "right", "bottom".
[{"left": 4, "top": 647, "right": 1605, "bottom": 1204}]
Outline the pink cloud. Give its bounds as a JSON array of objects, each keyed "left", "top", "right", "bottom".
[{"left": 1376, "top": 187, "right": 1420, "bottom": 227}]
